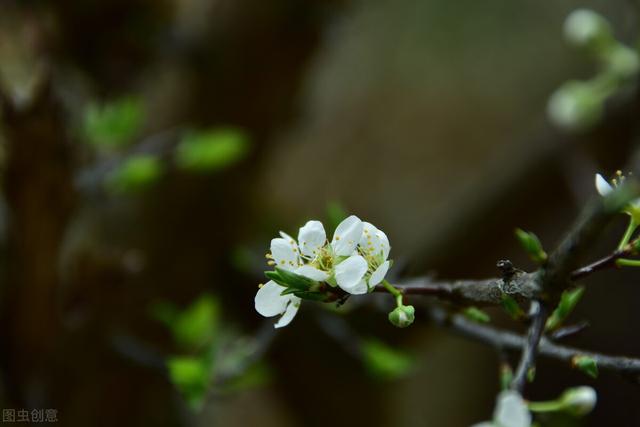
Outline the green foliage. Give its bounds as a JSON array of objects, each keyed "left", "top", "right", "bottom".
[
  {"left": 265, "top": 267, "right": 316, "bottom": 292},
  {"left": 107, "top": 155, "right": 162, "bottom": 194},
  {"left": 501, "top": 295, "right": 525, "bottom": 320},
  {"left": 545, "top": 287, "right": 585, "bottom": 331},
  {"left": 172, "top": 295, "right": 220, "bottom": 350},
  {"left": 84, "top": 96, "right": 144, "bottom": 148},
  {"left": 167, "top": 355, "right": 212, "bottom": 410},
  {"left": 499, "top": 364, "right": 513, "bottom": 390},
  {"left": 572, "top": 355, "right": 598, "bottom": 378},
  {"left": 220, "top": 362, "right": 272, "bottom": 394},
  {"left": 463, "top": 306, "right": 490, "bottom": 323},
  {"left": 176, "top": 128, "right": 249, "bottom": 173},
  {"left": 361, "top": 339, "right": 412, "bottom": 381},
  {"left": 515, "top": 228, "right": 547, "bottom": 264}
]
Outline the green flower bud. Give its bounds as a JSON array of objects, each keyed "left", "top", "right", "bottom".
[
  {"left": 563, "top": 9, "right": 611, "bottom": 49},
  {"left": 560, "top": 386, "right": 597, "bottom": 416},
  {"left": 547, "top": 81, "right": 603, "bottom": 131},
  {"left": 607, "top": 45, "right": 640, "bottom": 79},
  {"left": 388, "top": 305, "right": 415, "bottom": 328}
]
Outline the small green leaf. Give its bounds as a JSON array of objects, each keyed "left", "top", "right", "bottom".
[
  {"left": 572, "top": 355, "right": 598, "bottom": 378},
  {"left": 84, "top": 96, "right": 144, "bottom": 148},
  {"left": 527, "top": 366, "right": 536, "bottom": 383},
  {"left": 361, "top": 339, "right": 413, "bottom": 381},
  {"left": 273, "top": 267, "right": 317, "bottom": 290},
  {"left": 463, "top": 307, "right": 490, "bottom": 323},
  {"left": 500, "top": 364, "right": 513, "bottom": 390},
  {"left": 501, "top": 295, "right": 526, "bottom": 320},
  {"left": 171, "top": 294, "right": 220, "bottom": 350},
  {"left": 176, "top": 128, "right": 249, "bottom": 173},
  {"left": 546, "top": 287, "right": 585, "bottom": 331},
  {"left": 220, "top": 362, "right": 272, "bottom": 394},
  {"left": 107, "top": 155, "right": 162, "bottom": 193},
  {"left": 515, "top": 228, "right": 548, "bottom": 264},
  {"left": 167, "top": 355, "right": 211, "bottom": 410}
]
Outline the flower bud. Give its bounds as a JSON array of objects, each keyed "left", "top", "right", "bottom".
[
  {"left": 547, "top": 81, "right": 602, "bottom": 131},
  {"left": 388, "top": 305, "right": 415, "bottom": 328},
  {"left": 608, "top": 45, "right": 640, "bottom": 78},
  {"left": 560, "top": 386, "right": 597, "bottom": 416},
  {"left": 563, "top": 9, "right": 611, "bottom": 48}
]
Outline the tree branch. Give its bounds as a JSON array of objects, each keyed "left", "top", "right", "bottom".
[{"left": 428, "top": 307, "right": 640, "bottom": 383}]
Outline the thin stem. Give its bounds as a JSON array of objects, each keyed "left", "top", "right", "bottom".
[
  {"left": 510, "top": 301, "right": 548, "bottom": 392},
  {"left": 381, "top": 280, "right": 403, "bottom": 306},
  {"left": 527, "top": 400, "right": 564, "bottom": 413},
  {"left": 618, "top": 218, "right": 637, "bottom": 250},
  {"left": 616, "top": 258, "right": 640, "bottom": 267}
]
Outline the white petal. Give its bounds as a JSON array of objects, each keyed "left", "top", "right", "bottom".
[
  {"left": 360, "top": 222, "right": 391, "bottom": 260},
  {"left": 298, "top": 220, "right": 327, "bottom": 257},
  {"left": 332, "top": 215, "right": 364, "bottom": 256},
  {"left": 471, "top": 423, "right": 495, "bottom": 427},
  {"left": 369, "top": 260, "right": 390, "bottom": 287},
  {"left": 335, "top": 255, "right": 368, "bottom": 293},
  {"left": 295, "top": 265, "right": 329, "bottom": 281},
  {"left": 349, "top": 279, "right": 369, "bottom": 295},
  {"left": 494, "top": 391, "right": 531, "bottom": 427},
  {"left": 255, "top": 281, "right": 288, "bottom": 317},
  {"left": 595, "top": 173, "right": 613, "bottom": 196},
  {"left": 274, "top": 297, "right": 301, "bottom": 328},
  {"left": 280, "top": 231, "right": 295, "bottom": 241},
  {"left": 271, "top": 237, "right": 300, "bottom": 271}
]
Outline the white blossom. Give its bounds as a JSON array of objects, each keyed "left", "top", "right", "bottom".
[
  {"left": 254, "top": 281, "right": 301, "bottom": 328},
  {"left": 472, "top": 391, "right": 531, "bottom": 427},
  {"left": 255, "top": 215, "right": 393, "bottom": 327},
  {"left": 595, "top": 172, "right": 640, "bottom": 222}
]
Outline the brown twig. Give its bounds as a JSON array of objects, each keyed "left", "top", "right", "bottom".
[{"left": 429, "top": 306, "right": 640, "bottom": 383}]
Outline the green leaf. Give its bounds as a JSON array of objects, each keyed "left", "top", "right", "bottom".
[
  {"left": 515, "top": 228, "right": 548, "bottom": 264},
  {"left": 546, "top": 287, "right": 585, "bottom": 331},
  {"left": 167, "top": 355, "right": 211, "bottom": 410},
  {"left": 361, "top": 339, "right": 412, "bottom": 381},
  {"left": 176, "top": 128, "right": 249, "bottom": 173},
  {"left": 500, "top": 364, "right": 513, "bottom": 390},
  {"left": 501, "top": 295, "right": 526, "bottom": 320},
  {"left": 463, "top": 307, "right": 490, "bottom": 323},
  {"left": 84, "top": 96, "right": 144, "bottom": 148},
  {"left": 171, "top": 294, "right": 220, "bottom": 350},
  {"left": 267, "top": 267, "right": 317, "bottom": 291},
  {"left": 107, "top": 154, "right": 162, "bottom": 193},
  {"left": 219, "top": 362, "right": 272, "bottom": 394},
  {"left": 572, "top": 355, "right": 598, "bottom": 378}
]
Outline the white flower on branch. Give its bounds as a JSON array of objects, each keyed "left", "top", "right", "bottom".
[
  {"left": 254, "top": 280, "right": 301, "bottom": 329},
  {"left": 255, "top": 215, "right": 393, "bottom": 327},
  {"left": 472, "top": 391, "right": 531, "bottom": 427},
  {"left": 595, "top": 172, "right": 640, "bottom": 222}
]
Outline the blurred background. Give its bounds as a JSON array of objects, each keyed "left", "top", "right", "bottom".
[{"left": 0, "top": 0, "right": 639, "bottom": 425}]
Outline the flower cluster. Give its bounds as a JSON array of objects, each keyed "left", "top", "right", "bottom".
[{"left": 254, "top": 215, "right": 392, "bottom": 328}]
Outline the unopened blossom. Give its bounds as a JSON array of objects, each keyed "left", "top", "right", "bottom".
[
  {"left": 560, "top": 386, "right": 597, "bottom": 416},
  {"left": 472, "top": 391, "right": 531, "bottom": 427},
  {"left": 595, "top": 172, "right": 640, "bottom": 222}
]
